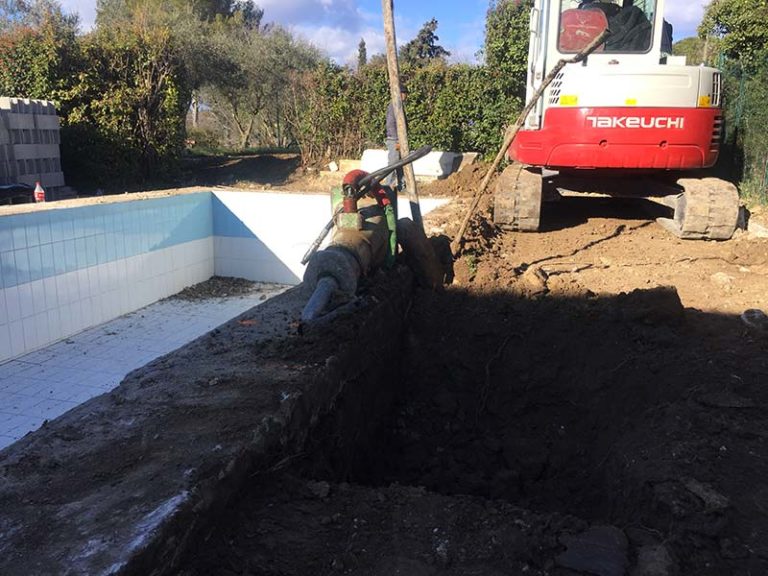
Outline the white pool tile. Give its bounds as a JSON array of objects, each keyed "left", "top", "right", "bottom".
[
  {"left": 43, "top": 277, "right": 59, "bottom": 310},
  {"left": 21, "top": 285, "right": 39, "bottom": 320},
  {"left": 0, "top": 282, "right": 288, "bottom": 452},
  {"left": 31, "top": 280, "right": 47, "bottom": 315},
  {"left": 0, "top": 326, "right": 9, "bottom": 362}
]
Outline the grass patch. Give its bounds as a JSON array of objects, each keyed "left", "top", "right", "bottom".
[{"left": 740, "top": 175, "right": 768, "bottom": 207}]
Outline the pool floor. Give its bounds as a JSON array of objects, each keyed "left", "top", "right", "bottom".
[{"left": 0, "top": 282, "right": 288, "bottom": 451}]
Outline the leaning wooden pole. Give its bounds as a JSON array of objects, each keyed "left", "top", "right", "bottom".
[
  {"left": 450, "top": 29, "right": 610, "bottom": 256},
  {"left": 381, "top": 0, "right": 423, "bottom": 231}
]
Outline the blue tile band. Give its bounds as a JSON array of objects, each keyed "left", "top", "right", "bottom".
[{"left": 0, "top": 193, "right": 213, "bottom": 290}]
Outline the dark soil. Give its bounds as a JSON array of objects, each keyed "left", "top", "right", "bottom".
[
  {"left": 420, "top": 163, "right": 493, "bottom": 198},
  {"left": 176, "top": 282, "right": 768, "bottom": 575},
  {"left": 173, "top": 160, "right": 768, "bottom": 576},
  {"left": 177, "top": 472, "right": 589, "bottom": 576},
  {"left": 185, "top": 153, "right": 304, "bottom": 189},
  {"left": 169, "top": 276, "right": 284, "bottom": 301},
  {"left": 360, "top": 287, "right": 768, "bottom": 575}
]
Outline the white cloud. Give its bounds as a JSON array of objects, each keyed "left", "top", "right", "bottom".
[
  {"left": 49, "top": 0, "right": 481, "bottom": 65},
  {"left": 291, "top": 19, "right": 426, "bottom": 67},
  {"left": 260, "top": 0, "right": 390, "bottom": 63},
  {"left": 287, "top": 6, "right": 427, "bottom": 65},
  {"left": 448, "top": 17, "right": 485, "bottom": 64},
  {"left": 59, "top": 0, "right": 97, "bottom": 30},
  {"left": 292, "top": 23, "right": 386, "bottom": 65},
  {"left": 258, "top": 0, "right": 365, "bottom": 31},
  {"left": 663, "top": 1, "right": 707, "bottom": 39}
]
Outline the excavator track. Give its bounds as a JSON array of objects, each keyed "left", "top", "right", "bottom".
[
  {"left": 657, "top": 177, "right": 740, "bottom": 240},
  {"left": 493, "top": 164, "right": 542, "bottom": 231}
]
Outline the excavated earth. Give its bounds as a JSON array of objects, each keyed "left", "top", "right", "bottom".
[
  {"left": 3, "top": 162, "right": 768, "bottom": 575},
  {"left": 174, "top": 172, "right": 768, "bottom": 576}
]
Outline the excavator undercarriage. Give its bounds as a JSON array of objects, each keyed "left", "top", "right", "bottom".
[{"left": 493, "top": 164, "right": 740, "bottom": 240}]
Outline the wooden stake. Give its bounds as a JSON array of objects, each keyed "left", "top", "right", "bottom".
[
  {"left": 450, "top": 29, "right": 610, "bottom": 256},
  {"left": 381, "top": 0, "right": 423, "bottom": 231}
]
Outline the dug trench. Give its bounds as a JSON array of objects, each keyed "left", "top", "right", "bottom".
[{"left": 176, "top": 280, "right": 768, "bottom": 575}]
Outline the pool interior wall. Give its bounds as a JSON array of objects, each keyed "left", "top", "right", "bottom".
[{"left": 0, "top": 191, "right": 447, "bottom": 363}]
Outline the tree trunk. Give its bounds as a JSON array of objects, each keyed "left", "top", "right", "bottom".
[
  {"left": 381, "top": 0, "right": 423, "bottom": 231},
  {"left": 191, "top": 93, "right": 199, "bottom": 129},
  {"left": 238, "top": 117, "right": 254, "bottom": 150}
]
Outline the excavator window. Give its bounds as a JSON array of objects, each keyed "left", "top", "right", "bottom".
[{"left": 558, "top": 0, "right": 655, "bottom": 54}]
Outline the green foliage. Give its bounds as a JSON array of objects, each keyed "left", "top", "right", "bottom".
[
  {"left": 700, "top": 0, "right": 768, "bottom": 72},
  {"left": 201, "top": 22, "right": 320, "bottom": 150},
  {"left": 672, "top": 36, "right": 714, "bottom": 66},
  {"left": 286, "top": 60, "right": 524, "bottom": 166},
  {"left": 399, "top": 18, "right": 450, "bottom": 67},
  {"left": 186, "top": 127, "right": 223, "bottom": 154},
  {"left": 284, "top": 1, "right": 533, "bottom": 166},
  {"left": 0, "top": 0, "right": 77, "bottom": 32},
  {"left": 357, "top": 38, "right": 367, "bottom": 71},
  {"left": 0, "top": 15, "right": 76, "bottom": 98},
  {"left": 284, "top": 62, "right": 365, "bottom": 163},
  {"left": 721, "top": 62, "right": 768, "bottom": 205},
  {"left": 60, "top": 26, "right": 190, "bottom": 188},
  {"left": 1, "top": 0, "right": 537, "bottom": 192},
  {"left": 700, "top": 0, "right": 768, "bottom": 204},
  {"left": 95, "top": 0, "right": 257, "bottom": 27},
  {"left": 483, "top": 0, "right": 532, "bottom": 102}
]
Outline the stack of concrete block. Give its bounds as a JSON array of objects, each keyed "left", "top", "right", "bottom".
[{"left": 0, "top": 97, "right": 66, "bottom": 195}]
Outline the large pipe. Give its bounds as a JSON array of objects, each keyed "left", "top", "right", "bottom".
[
  {"left": 301, "top": 276, "right": 340, "bottom": 322},
  {"left": 302, "top": 207, "right": 389, "bottom": 321}
]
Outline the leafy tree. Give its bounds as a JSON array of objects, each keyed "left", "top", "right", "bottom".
[
  {"left": 697, "top": 0, "right": 768, "bottom": 204},
  {"left": 483, "top": 0, "right": 532, "bottom": 101},
  {"left": 95, "top": 0, "right": 255, "bottom": 27},
  {"left": 399, "top": 18, "right": 450, "bottom": 67},
  {"left": 201, "top": 23, "right": 319, "bottom": 149},
  {"left": 367, "top": 52, "right": 388, "bottom": 68},
  {"left": 0, "top": 0, "right": 76, "bottom": 32},
  {"left": 285, "top": 62, "right": 368, "bottom": 163},
  {"left": 62, "top": 25, "right": 190, "bottom": 186},
  {"left": 699, "top": 0, "right": 768, "bottom": 71},
  {"left": 357, "top": 37, "right": 367, "bottom": 70},
  {"left": 230, "top": 1, "right": 263, "bottom": 29},
  {"left": 0, "top": 1, "right": 77, "bottom": 99},
  {"left": 672, "top": 36, "right": 712, "bottom": 66}
]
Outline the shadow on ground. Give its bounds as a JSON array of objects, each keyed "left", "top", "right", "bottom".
[
  {"left": 184, "top": 153, "right": 303, "bottom": 188},
  {"left": 539, "top": 195, "right": 670, "bottom": 233},
  {"left": 177, "top": 281, "right": 768, "bottom": 576}
]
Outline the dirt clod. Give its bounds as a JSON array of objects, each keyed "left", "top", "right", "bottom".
[
  {"left": 632, "top": 544, "right": 678, "bottom": 576},
  {"left": 556, "top": 525, "right": 629, "bottom": 576},
  {"left": 170, "top": 276, "right": 282, "bottom": 301}
]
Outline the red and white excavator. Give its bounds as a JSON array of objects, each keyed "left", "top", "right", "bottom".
[{"left": 495, "top": 0, "right": 740, "bottom": 239}]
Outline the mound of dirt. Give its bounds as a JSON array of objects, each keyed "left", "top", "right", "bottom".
[
  {"left": 421, "top": 162, "right": 492, "bottom": 197},
  {"left": 177, "top": 473, "right": 591, "bottom": 576}
]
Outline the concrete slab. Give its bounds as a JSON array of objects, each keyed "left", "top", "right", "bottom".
[
  {"left": 0, "top": 283, "right": 288, "bottom": 451},
  {"left": 361, "top": 149, "right": 462, "bottom": 180},
  {"left": 0, "top": 267, "right": 413, "bottom": 576}
]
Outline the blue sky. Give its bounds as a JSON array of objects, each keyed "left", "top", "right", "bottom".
[{"left": 59, "top": 0, "right": 707, "bottom": 64}]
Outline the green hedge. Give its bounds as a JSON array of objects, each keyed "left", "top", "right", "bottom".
[
  {"left": 291, "top": 62, "right": 525, "bottom": 166},
  {"left": 0, "top": 21, "right": 190, "bottom": 191},
  {"left": 721, "top": 57, "right": 768, "bottom": 205}
]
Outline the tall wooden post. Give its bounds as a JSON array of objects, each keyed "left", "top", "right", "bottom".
[{"left": 381, "top": 0, "right": 423, "bottom": 231}]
